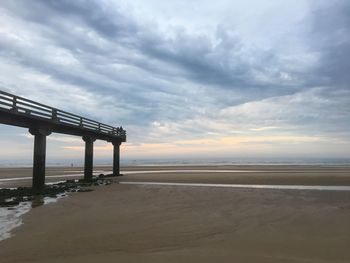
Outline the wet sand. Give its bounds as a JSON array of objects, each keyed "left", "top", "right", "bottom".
[
  {"left": 1, "top": 165, "right": 350, "bottom": 187},
  {"left": 1, "top": 165, "right": 350, "bottom": 262},
  {"left": 118, "top": 165, "right": 350, "bottom": 186}
]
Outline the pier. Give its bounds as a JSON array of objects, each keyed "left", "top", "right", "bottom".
[{"left": 0, "top": 90, "right": 126, "bottom": 190}]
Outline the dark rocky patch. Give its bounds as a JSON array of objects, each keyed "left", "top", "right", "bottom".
[{"left": 0, "top": 176, "right": 114, "bottom": 207}]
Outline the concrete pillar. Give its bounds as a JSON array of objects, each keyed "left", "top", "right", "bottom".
[
  {"left": 83, "top": 136, "right": 96, "bottom": 181},
  {"left": 29, "top": 128, "right": 51, "bottom": 191},
  {"left": 112, "top": 141, "right": 121, "bottom": 176}
]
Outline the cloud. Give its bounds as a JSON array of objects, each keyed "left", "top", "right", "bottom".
[
  {"left": 0, "top": 1, "right": 309, "bottom": 99},
  {"left": 308, "top": 0, "right": 350, "bottom": 88},
  {"left": 249, "top": 127, "right": 279, "bottom": 132},
  {"left": 0, "top": 0, "right": 349, "bottom": 160}
]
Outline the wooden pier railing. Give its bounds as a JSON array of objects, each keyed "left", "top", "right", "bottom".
[
  {"left": 0, "top": 90, "right": 126, "bottom": 190},
  {"left": 0, "top": 90, "right": 126, "bottom": 140}
]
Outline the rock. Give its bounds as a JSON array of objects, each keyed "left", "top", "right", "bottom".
[
  {"left": 77, "top": 188, "right": 93, "bottom": 192},
  {"left": 0, "top": 200, "right": 20, "bottom": 207},
  {"left": 0, "top": 173, "right": 116, "bottom": 207}
]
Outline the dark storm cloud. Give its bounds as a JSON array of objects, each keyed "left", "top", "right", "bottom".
[
  {"left": 1, "top": 0, "right": 137, "bottom": 39},
  {"left": 0, "top": 0, "right": 172, "bottom": 128},
  {"left": 309, "top": 0, "right": 350, "bottom": 88},
  {"left": 0, "top": 0, "right": 302, "bottom": 97}
]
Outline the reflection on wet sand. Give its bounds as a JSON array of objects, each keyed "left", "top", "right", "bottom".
[
  {"left": 120, "top": 181, "right": 350, "bottom": 191},
  {"left": 31, "top": 195, "right": 44, "bottom": 208},
  {"left": 0, "top": 194, "right": 66, "bottom": 241}
]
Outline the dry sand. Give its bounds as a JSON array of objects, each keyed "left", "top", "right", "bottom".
[{"left": 0, "top": 165, "right": 350, "bottom": 262}]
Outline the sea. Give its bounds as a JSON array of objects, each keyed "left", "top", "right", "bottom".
[{"left": 0, "top": 157, "right": 350, "bottom": 167}]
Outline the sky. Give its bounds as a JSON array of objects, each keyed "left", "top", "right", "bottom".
[{"left": 0, "top": 0, "right": 349, "bottom": 164}]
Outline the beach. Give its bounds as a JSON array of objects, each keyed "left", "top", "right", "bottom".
[
  {"left": 1, "top": 0, "right": 350, "bottom": 262},
  {"left": 0, "top": 165, "right": 350, "bottom": 262}
]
